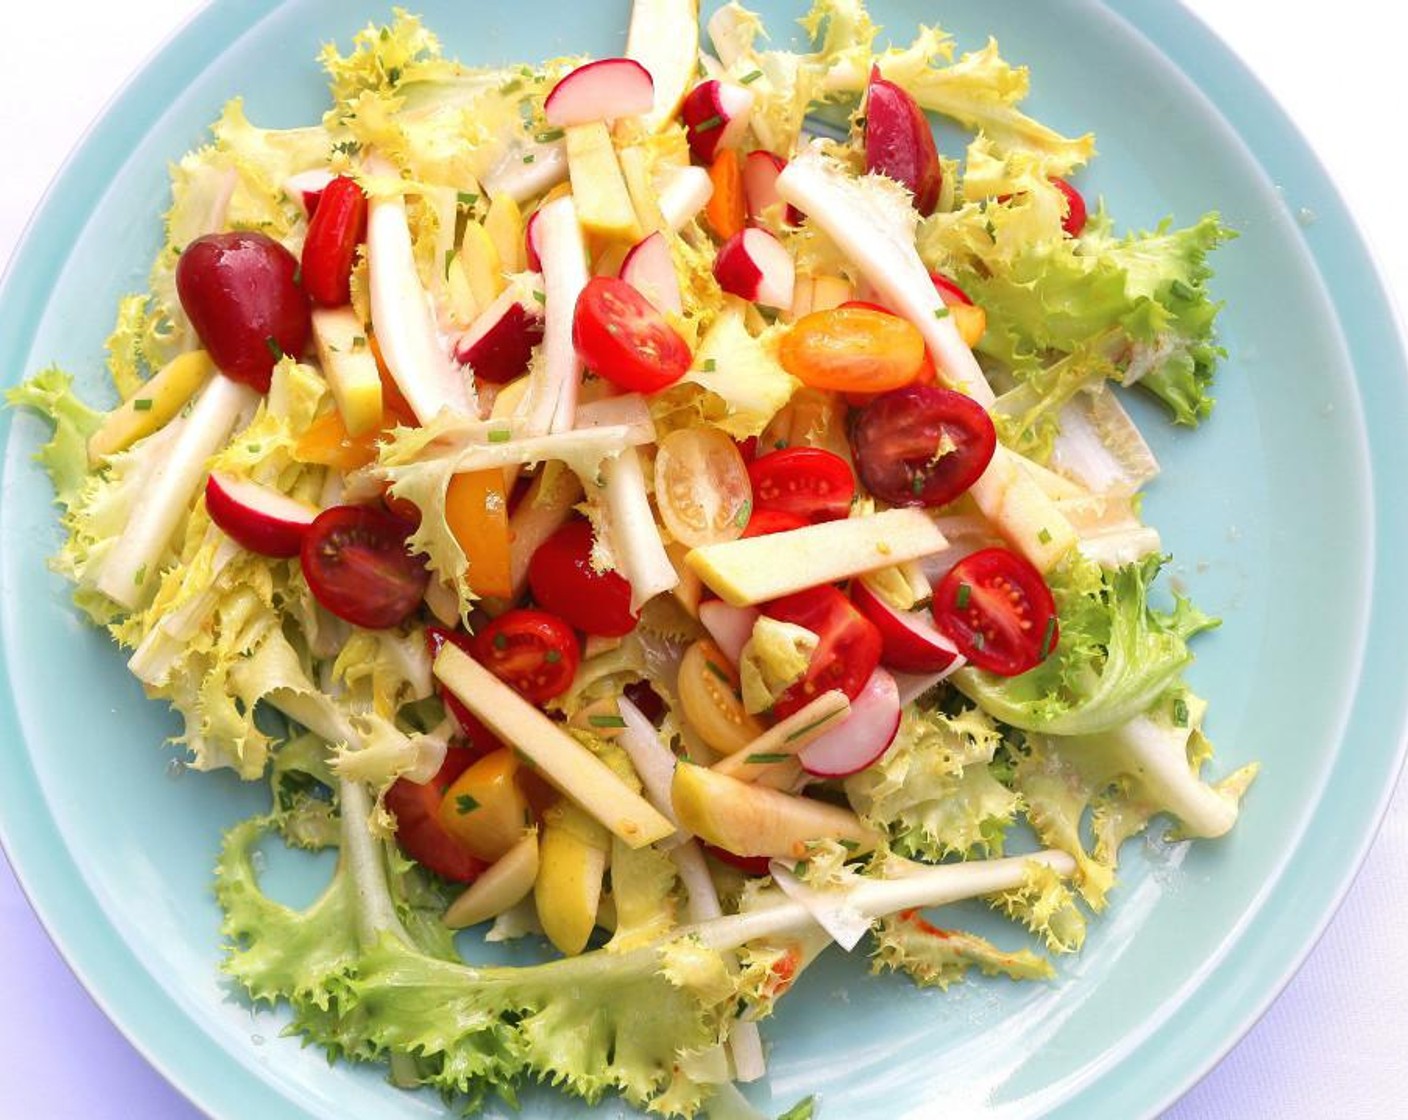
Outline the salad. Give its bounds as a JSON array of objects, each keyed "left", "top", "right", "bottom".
[{"left": 8, "top": 0, "right": 1259, "bottom": 1115}]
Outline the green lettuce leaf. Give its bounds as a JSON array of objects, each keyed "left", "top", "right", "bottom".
[
  {"left": 871, "top": 908, "right": 1053, "bottom": 990},
  {"left": 6, "top": 367, "right": 103, "bottom": 510}
]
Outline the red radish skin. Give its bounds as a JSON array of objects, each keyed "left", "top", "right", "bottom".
[
  {"left": 680, "top": 80, "right": 755, "bottom": 164},
  {"left": 698, "top": 599, "right": 760, "bottom": 666},
  {"left": 205, "top": 471, "right": 318, "bottom": 558},
  {"left": 301, "top": 175, "right": 367, "bottom": 309},
  {"left": 798, "top": 668, "right": 901, "bottom": 777},
  {"left": 930, "top": 272, "right": 974, "bottom": 307},
  {"left": 742, "top": 151, "right": 803, "bottom": 226},
  {"left": 544, "top": 58, "right": 655, "bottom": 127},
  {"left": 851, "top": 579, "right": 960, "bottom": 674},
  {"left": 455, "top": 291, "right": 546, "bottom": 382},
  {"left": 619, "top": 232, "right": 684, "bottom": 316},
  {"left": 1052, "top": 177, "right": 1089, "bottom": 237},
  {"left": 713, "top": 227, "right": 795, "bottom": 309},
  {"left": 284, "top": 169, "right": 333, "bottom": 217},
  {"left": 524, "top": 209, "right": 544, "bottom": 273},
  {"left": 864, "top": 68, "right": 943, "bottom": 216}
]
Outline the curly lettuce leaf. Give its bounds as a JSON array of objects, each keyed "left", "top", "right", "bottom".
[
  {"left": 871, "top": 908, "right": 1053, "bottom": 990},
  {"left": 6, "top": 367, "right": 103, "bottom": 509}
]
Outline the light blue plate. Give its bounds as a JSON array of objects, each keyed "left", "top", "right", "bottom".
[{"left": 2, "top": 1, "right": 1405, "bottom": 1117}]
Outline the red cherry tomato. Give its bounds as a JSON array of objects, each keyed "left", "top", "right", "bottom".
[
  {"left": 850, "top": 385, "right": 996, "bottom": 508},
  {"left": 933, "top": 548, "right": 1058, "bottom": 676},
  {"left": 527, "top": 519, "right": 638, "bottom": 637},
  {"left": 1052, "top": 177, "right": 1088, "bottom": 237},
  {"left": 300, "top": 175, "right": 367, "bottom": 308},
  {"left": 384, "top": 747, "right": 486, "bottom": 882},
  {"left": 747, "top": 447, "right": 856, "bottom": 523},
  {"left": 300, "top": 504, "right": 429, "bottom": 629},
  {"left": 760, "top": 585, "right": 882, "bottom": 719},
  {"left": 175, "top": 231, "right": 310, "bottom": 393},
  {"left": 424, "top": 627, "right": 508, "bottom": 756},
  {"left": 740, "top": 508, "right": 810, "bottom": 538},
  {"left": 571, "top": 276, "right": 692, "bottom": 393},
  {"left": 469, "top": 609, "right": 581, "bottom": 706},
  {"left": 703, "top": 843, "right": 773, "bottom": 877}
]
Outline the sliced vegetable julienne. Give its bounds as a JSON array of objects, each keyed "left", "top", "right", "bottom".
[
  {"left": 87, "top": 348, "right": 214, "bottom": 464},
  {"left": 96, "top": 373, "right": 258, "bottom": 609},
  {"left": 966, "top": 445, "right": 1079, "bottom": 574},
  {"left": 481, "top": 137, "right": 569, "bottom": 202},
  {"left": 433, "top": 643, "right": 675, "bottom": 848},
  {"left": 712, "top": 689, "right": 850, "bottom": 783},
  {"left": 656, "top": 164, "right": 715, "bottom": 230},
  {"left": 626, "top": 0, "right": 701, "bottom": 134},
  {"left": 310, "top": 306, "right": 383, "bottom": 437},
  {"left": 565, "top": 121, "right": 644, "bottom": 241},
  {"left": 775, "top": 149, "right": 995, "bottom": 407},
  {"left": 536, "top": 798, "right": 613, "bottom": 956},
  {"left": 365, "top": 169, "right": 473, "bottom": 423},
  {"left": 600, "top": 446, "right": 680, "bottom": 611},
  {"left": 518, "top": 193, "right": 587, "bottom": 435},
  {"left": 444, "top": 828, "right": 540, "bottom": 929},
  {"left": 686, "top": 508, "right": 948, "bottom": 607}
]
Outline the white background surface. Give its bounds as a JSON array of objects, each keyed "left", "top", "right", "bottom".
[{"left": 1, "top": 3, "right": 1404, "bottom": 1118}]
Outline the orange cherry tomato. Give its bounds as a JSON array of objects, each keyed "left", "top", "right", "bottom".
[
  {"left": 779, "top": 306, "right": 926, "bottom": 394},
  {"left": 445, "top": 470, "right": 512, "bottom": 599},
  {"left": 436, "top": 747, "right": 532, "bottom": 862}
]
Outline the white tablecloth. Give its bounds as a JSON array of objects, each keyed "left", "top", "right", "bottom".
[{"left": 1, "top": 3, "right": 1403, "bottom": 1117}]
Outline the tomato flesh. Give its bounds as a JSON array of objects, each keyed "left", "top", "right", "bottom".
[
  {"left": 654, "top": 427, "right": 752, "bottom": 548},
  {"left": 571, "top": 276, "right": 691, "bottom": 393},
  {"left": 932, "top": 548, "right": 1058, "bottom": 676},
  {"left": 300, "top": 175, "right": 367, "bottom": 308},
  {"left": 760, "top": 585, "right": 882, "bottom": 719},
  {"left": 384, "top": 747, "right": 486, "bottom": 882},
  {"left": 740, "top": 508, "right": 809, "bottom": 538},
  {"left": 175, "top": 231, "right": 310, "bottom": 393},
  {"left": 748, "top": 447, "right": 856, "bottom": 524},
  {"left": 528, "top": 518, "right": 638, "bottom": 637},
  {"left": 469, "top": 609, "right": 580, "bottom": 705},
  {"left": 850, "top": 385, "right": 996, "bottom": 509},
  {"left": 301, "top": 504, "right": 429, "bottom": 629},
  {"left": 779, "top": 306, "right": 926, "bottom": 394},
  {"left": 424, "top": 627, "right": 508, "bottom": 756}
]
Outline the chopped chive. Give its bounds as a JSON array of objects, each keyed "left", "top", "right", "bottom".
[
  {"left": 589, "top": 714, "right": 628, "bottom": 729},
  {"left": 933, "top": 306, "right": 951, "bottom": 320},
  {"left": 532, "top": 289, "right": 547, "bottom": 304},
  {"left": 133, "top": 563, "right": 147, "bottom": 587},
  {"left": 488, "top": 428, "right": 511, "bottom": 443},
  {"left": 733, "top": 500, "right": 752, "bottom": 529},
  {"left": 132, "top": 398, "right": 153, "bottom": 412},
  {"left": 1172, "top": 697, "right": 1189, "bottom": 727},
  {"left": 837, "top": 838, "right": 860, "bottom": 852},
  {"left": 693, "top": 114, "right": 725, "bottom": 132},
  {"left": 264, "top": 336, "right": 284, "bottom": 360},
  {"left": 351, "top": 335, "right": 367, "bottom": 348},
  {"left": 747, "top": 752, "right": 790, "bottom": 764},
  {"left": 773, "top": 438, "right": 788, "bottom": 450},
  {"left": 522, "top": 153, "right": 537, "bottom": 164},
  {"left": 784, "top": 710, "right": 842, "bottom": 742},
  {"left": 704, "top": 660, "right": 732, "bottom": 684},
  {"left": 247, "top": 443, "right": 261, "bottom": 454},
  {"left": 457, "top": 190, "right": 480, "bottom": 208},
  {"left": 955, "top": 582, "right": 971, "bottom": 609},
  {"left": 702, "top": 357, "right": 717, "bottom": 372},
  {"left": 536, "top": 128, "right": 565, "bottom": 143},
  {"left": 1037, "top": 526, "right": 1052, "bottom": 544},
  {"left": 1040, "top": 615, "right": 1057, "bottom": 658},
  {"left": 386, "top": 66, "right": 402, "bottom": 85},
  {"left": 910, "top": 474, "right": 925, "bottom": 495},
  {"left": 793, "top": 858, "right": 809, "bottom": 876},
  {"left": 455, "top": 794, "right": 480, "bottom": 814},
  {"left": 741, "top": 69, "right": 764, "bottom": 84},
  {"left": 492, "top": 633, "right": 508, "bottom": 650},
  {"left": 292, "top": 265, "right": 303, "bottom": 286},
  {"left": 972, "top": 632, "right": 986, "bottom": 651}
]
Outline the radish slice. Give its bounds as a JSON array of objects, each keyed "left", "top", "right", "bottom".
[
  {"left": 851, "top": 579, "right": 960, "bottom": 674},
  {"left": 544, "top": 58, "right": 655, "bottom": 128},
  {"left": 454, "top": 283, "right": 546, "bottom": 383},
  {"left": 799, "top": 668, "right": 901, "bottom": 778},
  {"left": 619, "top": 232, "right": 683, "bottom": 317},
  {"left": 742, "top": 151, "right": 802, "bottom": 226},
  {"left": 713, "top": 227, "right": 795, "bottom": 310},
  {"left": 680, "top": 80, "right": 755, "bottom": 163},
  {"left": 524, "top": 209, "right": 544, "bottom": 273},
  {"left": 205, "top": 471, "right": 318, "bottom": 558},
  {"left": 698, "top": 600, "right": 759, "bottom": 666},
  {"left": 284, "top": 169, "right": 334, "bottom": 216}
]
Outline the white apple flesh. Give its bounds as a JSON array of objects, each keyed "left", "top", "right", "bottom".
[
  {"left": 205, "top": 471, "right": 318, "bottom": 558},
  {"left": 619, "top": 231, "right": 684, "bottom": 317},
  {"left": 798, "top": 667, "right": 902, "bottom": 778},
  {"left": 454, "top": 287, "right": 546, "bottom": 384},
  {"left": 713, "top": 227, "right": 795, "bottom": 310},
  {"left": 544, "top": 58, "right": 655, "bottom": 128},
  {"left": 680, "top": 79, "right": 755, "bottom": 163}
]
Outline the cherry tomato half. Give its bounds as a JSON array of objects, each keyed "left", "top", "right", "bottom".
[
  {"left": 527, "top": 518, "right": 638, "bottom": 637},
  {"left": 176, "top": 231, "right": 310, "bottom": 393},
  {"left": 469, "top": 609, "right": 580, "bottom": 706},
  {"left": 932, "top": 547, "right": 1058, "bottom": 676},
  {"left": 300, "top": 175, "right": 367, "bottom": 308},
  {"left": 571, "top": 276, "right": 692, "bottom": 393},
  {"left": 760, "top": 585, "right": 882, "bottom": 719},
  {"left": 654, "top": 427, "right": 752, "bottom": 548},
  {"left": 779, "top": 306, "right": 927, "bottom": 394},
  {"left": 300, "top": 504, "right": 429, "bottom": 629},
  {"left": 740, "top": 508, "right": 810, "bottom": 538},
  {"left": 849, "top": 385, "right": 996, "bottom": 509},
  {"left": 384, "top": 746, "right": 486, "bottom": 882},
  {"left": 425, "top": 626, "right": 508, "bottom": 756},
  {"left": 748, "top": 447, "right": 856, "bottom": 523}
]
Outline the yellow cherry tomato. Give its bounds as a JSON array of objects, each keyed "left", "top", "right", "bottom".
[{"left": 779, "top": 306, "right": 927, "bottom": 393}]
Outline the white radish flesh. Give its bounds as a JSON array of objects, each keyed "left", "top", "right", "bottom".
[
  {"left": 713, "top": 227, "right": 795, "bottom": 309},
  {"left": 205, "top": 471, "right": 317, "bottom": 559},
  {"left": 520, "top": 194, "right": 588, "bottom": 435},
  {"left": 680, "top": 80, "right": 755, "bottom": 163},
  {"left": 544, "top": 58, "right": 655, "bottom": 128},
  {"left": 798, "top": 668, "right": 902, "bottom": 778},
  {"left": 619, "top": 231, "right": 684, "bottom": 316},
  {"left": 656, "top": 165, "right": 714, "bottom": 230}
]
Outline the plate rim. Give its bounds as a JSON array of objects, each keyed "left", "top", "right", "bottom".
[{"left": 2, "top": 1, "right": 1406, "bottom": 1118}]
